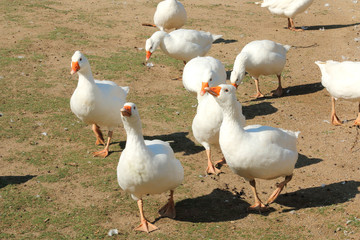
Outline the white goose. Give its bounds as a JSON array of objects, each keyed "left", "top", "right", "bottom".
[
  {"left": 260, "top": 0, "right": 314, "bottom": 31},
  {"left": 117, "top": 103, "right": 184, "bottom": 233},
  {"left": 230, "top": 40, "right": 291, "bottom": 98},
  {"left": 70, "top": 51, "right": 129, "bottom": 158},
  {"left": 182, "top": 56, "right": 227, "bottom": 97},
  {"left": 145, "top": 29, "right": 222, "bottom": 63},
  {"left": 184, "top": 56, "right": 246, "bottom": 174},
  {"left": 154, "top": 0, "right": 187, "bottom": 31},
  {"left": 206, "top": 84, "right": 299, "bottom": 211},
  {"left": 315, "top": 60, "right": 360, "bottom": 126}
]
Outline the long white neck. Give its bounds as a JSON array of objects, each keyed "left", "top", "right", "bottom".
[
  {"left": 76, "top": 66, "right": 95, "bottom": 89},
  {"left": 123, "top": 118, "right": 147, "bottom": 150},
  {"left": 158, "top": 32, "right": 170, "bottom": 52},
  {"left": 220, "top": 97, "right": 245, "bottom": 135},
  {"left": 232, "top": 53, "right": 247, "bottom": 82}
]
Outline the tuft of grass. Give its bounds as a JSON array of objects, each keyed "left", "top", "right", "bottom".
[{"left": 40, "top": 27, "right": 89, "bottom": 45}]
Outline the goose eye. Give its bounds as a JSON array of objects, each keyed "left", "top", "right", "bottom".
[
  {"left": 225, "top": 89, "right": 229, "bottom": 92},
  {"left": 79, "top": 58, "right": 82, "bottom": 61},
  {"left": 209, "top": 78, "right": 212, "bottom": 82},
  {"left": 133, "top": 106, "right": 136, "bottom": 110}
]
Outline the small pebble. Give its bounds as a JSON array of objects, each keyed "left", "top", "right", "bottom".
[
  {"left": 108, "top": 229, "right": 119, "bottom": 237},
  {"left": 41, "top": 132, "right": 48, "bottom": 136},
  {"left": 146, "top": 62, "right": 154, "bottom": 68}
]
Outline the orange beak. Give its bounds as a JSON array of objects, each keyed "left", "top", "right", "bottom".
[
  {"left": 206, "top": 86, "right": 221, "bottom": 97},
  {"left": 200, "top": 82, "right": 209, "bottom": 96},
  {"left": 121, "top": 105, "right": 132, "bottom": 117},
  {"left": 231, "top": 82, "right": 238, "bottom": 89},
  {"left": 71, "top": 61, "right": 80, "bottom": 75},
  {"left": 146, "top": 51, "right": 152, "bottom": 61}
]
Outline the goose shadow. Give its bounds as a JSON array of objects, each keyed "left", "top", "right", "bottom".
[
  {"left": 174, "top": 188, "right": 258, "bottom": 223},
  {"left": 295, "top": 153, "right": 322, "bottom": 169},
  {"left": 282, "top": 82, "right": 324, "bottom": 97},
  {"left": 300, "top": 22, "right": 360, "bottom": 31},
  {"left": 0, "top": 175, "right": 37, "bottom": 189},
  {"left": 144, "top": 132, "right": 203, "bottom": 155},
  {"left": 242, "top": 102, "right": 278, "bottom": 120},
  {"left": 112, "top": 132, "right": 203, "bottom": 156},
  {"left": 275, "top": 180, "right": 360, "bottom": 211},
  {"left": 213, "top": 38, "right": 238, "bottom": 44}
]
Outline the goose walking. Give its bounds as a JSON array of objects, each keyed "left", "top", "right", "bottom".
[
  {"left": 315, "top": 60, "right": 360, "bottom": 126},
  {"left": 117, "top": 103, "right": 184, "bottom": 233},
  {"left": 184, "top": 56, "right": 246, "bottom": 174},
  {"left": 260, "top": 0, "right": 314, "bottom": 31},
  {"left": 206, "top": 84, "right": 299, "bottom": 211},
  {"left": 70, "top": 51, "right": 129, "bottom": 158}
]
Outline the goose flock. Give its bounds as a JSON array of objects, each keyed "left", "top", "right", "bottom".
[{"left": 69, "top": 0, "right": 360, "bottom": 233}]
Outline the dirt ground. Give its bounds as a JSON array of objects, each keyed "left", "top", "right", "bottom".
[{"left": 1, "top": 0, "right": 360, "bottom": 239}]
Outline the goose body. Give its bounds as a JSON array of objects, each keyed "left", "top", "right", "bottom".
[
  {"left": 315, "top": 60, "right": 360, "bottom": 126},
  {"left": 145, "top": 29, "right": 222, "bottom": 62},
  {"left": 117, "top": 103, "right": 184, "bottom": 232},
  {"left": 261, "top": 0, "right": 314, "bottom": 31},
  {"left": 230, "top": 40, "right": 291, "bottom": 98},
  {"left": 206, "top": 84, "right": 299, "bottom": 211},
  {"left": 70, "top": 51, "right": 129, "bottom": 158},
  {"left": 154, "top": 0, "right": 187, "bottom": 31}
]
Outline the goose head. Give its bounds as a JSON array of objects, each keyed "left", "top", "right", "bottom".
[
  {"left": 121, "top": 102, "right": 141, "bottom": 127},
  {"left": 70, "top": 51, "right": 90, "bottom": 75},
  {"left": 205, "top": 84, "right": 237, "bottom": 108},
  {"left": 199, "top": 70, "right": 215, "bottom": 96},
  {"left": 230, "top": 69, "right": 244, "bottom": 89},
  {"left": 145, "top": 31, "right": 167, "bottom": 61}
]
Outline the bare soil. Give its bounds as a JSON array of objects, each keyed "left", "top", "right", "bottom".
[{"left": 1, "top": 0, "right": 360, "bottom": 239}]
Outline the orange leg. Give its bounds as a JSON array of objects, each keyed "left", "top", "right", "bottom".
[
  {"left": 271, "top": 74, "right": 283, "bottom": 97},
  {"left": 266, "top": 175, "right": 293, "bottom": 205},
  {"left": 92, "top": 124, "right": 105, "bottom": 145},
  {"left": 135, "top": 199, "right": 158, "bottom": 233},
  {"left": 331, "top": 97, "right": 342, "bottom": 126},
  {"left": 93, "top": 131, "right": 112, "bottom": 158},
  {"left": 288, "top": 18, "right": 304, "bottom": 32},
  {"left": 214, "top": 157, "right": 227, "bottom": 169},
  {"left": 354, "top": 103, "right": 360, "bottom": 126},
  {"left": 158, "top": 190, "right": 176, "bottom": 219},
  {"left": 248, "top": 180, "right": 268, "bottom": 212},
  {"left": 205, "top": 149, "right": 221, "bottom": 175},
  {"left": 251, "top": 77, "right": 265, "bottom": 98}
]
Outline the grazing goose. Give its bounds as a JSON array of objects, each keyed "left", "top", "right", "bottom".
[
  {"left": 145, "top": 29, "right": 222, "bottom": 63},
  {"left": 70, "top": 51, "right": 129, "bottom": 158},
  {"left": 260, "top": 0, "right": 314, "bottom": 31},
  {"left": 315, "top": 60, "right": 360, "bottom": 126},
  {"left": 184, "top": 56, "right": 246, "bottom": 174},
  {"left": 117, "top": 103, "right": 184, "bottom": 233},
  {"left": 230, "top": 40, "right": 291, "bottom": 98},
  {"left": 206, "top": 84, "right": 299, "bottom": 211}
]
